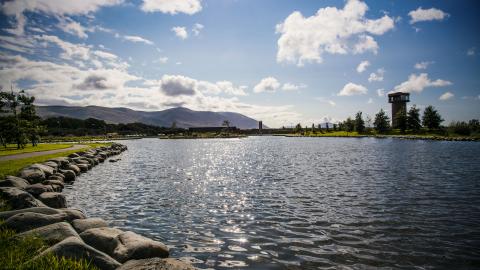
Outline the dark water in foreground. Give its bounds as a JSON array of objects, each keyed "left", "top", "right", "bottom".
[{"left": 64, "top": 137, "right": 480, "bottom": 269}]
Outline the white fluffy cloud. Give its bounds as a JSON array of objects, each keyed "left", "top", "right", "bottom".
[
  {"left": 409, "top": 7, "right": 449, "bottom": 24},
  {"left": 315, "top": 97, "right": 336, "bottom": 107},
  {"left": 140, "top": 0, "right": 202, "bottom": 14},
  {"left": 253, "top": 77, "right": 280, "bottom": 93},
  {"left": 171, "top": 26, "right": 188, "bottom": 39},
  {"left": 338, "top": 82, "right": 368, "bottom": 96},
  {"left": 356, "top": 60, "right": 370, "bottom": 73},
  {"left": 439, "top": 91, "right": 454, "bottom": 101},
  {"left": 192, "top": 23, "right": 204, "bottom": 36},
  {"left": 275, "top": 0, "right": 394, "bottom": 66},
  {"left": 368, "top": 68, "right": 385, "bottom": 82},
  {"left": 282, "top": 83, "right": 306, "bottom": 91},
  {"left": 123, "top": 35, "right": 154, "bottom": 45},
  {"left": 58, "top": 18, "right": 88, "bottom": 39},
  {"left": 414, "top": 61, "right": 434, "bottom": 70},
  {"left": 393, "top": 73, "right": 452, "bottom": 93},
  {"left": 377, "top": 88, "right": 385, "bottom": 97}
]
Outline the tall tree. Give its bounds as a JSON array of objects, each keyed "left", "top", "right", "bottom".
[
  {"left": 395, "top": 109, "right": 407, "bottom": 133},
  {"left": 422, "top": 105, "right": 443, "bottom": 130},
  {"left": 374, "top": 109, "right": 390, "bottom": 133},
  {"left": 407, "top": 105, "right": 421, "bottom": 132},
  {"left": 344, "top": 117, "right": 354, "bottom": 132},
  {"left": 354, "top": 111, "right": 365, "bottom": 133}
]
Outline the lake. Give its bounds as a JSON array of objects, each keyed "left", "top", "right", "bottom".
[{"left": 64, "top": 137, "right": 480, "bottom": 269}]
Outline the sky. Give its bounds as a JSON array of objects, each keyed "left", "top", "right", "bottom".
[{"left": 0, "top": 0, "right": 479, "bottom": 128}]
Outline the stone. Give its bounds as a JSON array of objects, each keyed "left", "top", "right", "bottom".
[
  {"left": 18, "top": 167, "right": 45, "bottom": 183},
  {"left": 25, "top": 183, "right": 54, "bottom": 196},
  {"left": 42, "top": 161, "right": 59, "bottom": 170},
  {"left": 48, "top": 175, "right": 65, "bottom": 182},
  {"left": 0, "top": 207, "right": 61, "bottom": 220},
  {"left": 53, "top": 173, "right": 65, "bottom": 180},
  {"left": 17, "top": 222, "right": 80, "bottom": 244},
  {"left": 60, "top": 208, "right": 87, "bottom": 220},
  {"left": 2, "top": 212, "right": 70, "bottom": 232},
  {"left": 0, "top": 187, "right": 46, "bottom": 209},
  {"left": 0, "top": 176, "right": 30, "bottom": 189},
  {"left": 117, "top": 258, "right": 197, "bottom": 270},
  {"left": 80, "top": 228, "right": 169, "bottom": 263},
  {"left": 76, "top": 164, "right": 89, "bottom": 172},
  {"left": 29, "top": 163, "right": 56, "bottom": 177},
  {"left": 42, "top": 180, "right": 64, "bottom": 189},
  {"left": 38, "top": 192, "right": 67, "bottom": 208},
  {"left": 67, "top": 164, "right": 81, "bottom": 175},
  {"left": 59, "top": 169, "right": 76, "bottom": 182},
  {"left": 72, "top": 218, "right": 108, "bottom": 233},
  {"left": 68, "top": 153, "right": 80, "bottom": 158},
  {"left": 48, "top": 157, "right": 70, "bottom": 167},
  {"left": 37, "top": 236, "right": 121, "bottom": 270}
]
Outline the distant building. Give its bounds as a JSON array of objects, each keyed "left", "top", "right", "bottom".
[
  {"left": 259, "top": 121, "right": 263, "bottom": 132},
  {"left": 388, "top": 92, "right": 410, "bottom": 128}
]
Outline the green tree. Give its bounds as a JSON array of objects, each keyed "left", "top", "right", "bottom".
[
  {"left": 344, "top": 117, "right": 355, "bottom": 132},
  {"left": 294, "top": 123, "right": 302, "bottom": 133},
  {"left": 396, "top": 109, "right": 407, "bottom": 133},
  {"left": 422, "top": 105, "right": 443, "bottom": 130},
  {"left": 374, "top": 109, "right": 390, "bottom": 133},
  {"left": 354, "top": 111, "right": 365, "bottom": 133},
  {"left": 407, "top": 105, "right": 421, "bottom": 132},
  {"left": 333, "top": 123, "right": 337, "bottom": 131}
]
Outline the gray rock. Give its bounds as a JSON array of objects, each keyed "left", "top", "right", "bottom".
[
  {"left": 60, "top": 208, "right": 87, "bottom": 221},
  {"left": 29, "top": 163, "right": 56, "bottom": 177},
  {"left": 52, "top": 173, "right": 65, "bottom": 180},
  {"left": 117, "top": 258, "right": 197, "bottom": 270},
  {"left": 0, "top": 176, "right": 30, "bottom": 189},
  {"left": 37, "top": 236, "right": 121, "bottom": 270},
  {"left": 2, "top": 212, "right": 70, "bottom": 232},
  {"left": 42, "top": 161, "right": 59, "bottom": 170},
  {"left": 0, "top": 187, "right": 46, "bottom": 209},
  {"left": 58, "top": 169, "right": 76, "bottom": 182},
  {"left": 80, "top": 228, "right": 169, "bottom": 263},
  {"left": 48, "top": 157, "right": 70, "bottom": 167},
  {"left": 42, "top": 180, "right": 64, "bottom": 189},
  {"left": 0, "top": 207, "right": 61, "bottom": 220},
  {"left": 39, "top": 192, "right": 67, "bottom": 208},
  {"left": 25, "top": 183, "right": 54, "bottom": 196},
  {"left": 17, "top": 222, "right": 80, "bottom": 244},
  {"left": 67, "top": 164, "right": 81, "bottom": 175},
  {"left": 72, "top": 218, "right": 108, "bottom": 233},
  {"left": 76, "top": 163, "right": 89, "bottom": 172},
  {"left": 68, "top": 153, "right": 80, "bottom": 158},
  {"left": 18, "top": 167, "right": 45, "bottom": 183},
  {"left": 48, "top": 175, "right": 64, "bottom": 182}
]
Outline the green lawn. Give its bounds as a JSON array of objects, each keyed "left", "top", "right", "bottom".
[
  {"left": 0, "top": 144, "right": 74, "bottom": 157},
  {"left": 0, "top": 143, "right": 111, "bottom": 179}
]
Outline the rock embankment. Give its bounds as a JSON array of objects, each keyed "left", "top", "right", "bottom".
[{"left": 0, "top": 143, "right": 195, "bottom": 270}]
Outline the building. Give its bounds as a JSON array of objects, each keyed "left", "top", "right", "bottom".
[
  {"left": 388, "top": 92, "right": 410, "bottom": 128},
  {"left": 258, "top": 121, "right": 263, "bottom": 133}
]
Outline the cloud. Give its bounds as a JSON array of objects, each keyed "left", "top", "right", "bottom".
[
  {"left": 159, "top": 75, "right": 197, "bottom": 96},
  {"left": 439, "top": 91, "right": 454, "bottom": 101},
  {"left": 315, "top": 97, "right": 336, "bottom": 107},
  {"left": 192, "top": 23, "right": 204, "bottom": 36},
  {"left": 93, "top": 50, "right": 117, "bottom": 60},
  {"left": 356, "top": 60, "right": 370, "bottom": 73},
  {"left": 393, "top": 73, "right": 452, "bottom": 93},
  {"left": 377, "top": 88, "right": 385, "bottom": 97},
  {"left": 253, "top": 77, "right": 280, "bottom": 93},
  {"left": 368, "top": 68, "right": 385, "bottom": 82},
  {"left": 58, "top": 17, "right": 88, "bottom": 39},
  {"left": 37, "top": 35, "right": 91, "bottom": 61},
  {"left": 76, "top": 74, "right": 110, "bottom": 90},
  {"left": 282, "top": 83, "right": 307, "bottom": 91},
  {"left": 367, "top": 98, "right": 373, "bottom": 104},
  {"left": 157, "top": 57, "right": 168, "bottom": 64},
  {"left": 408, "top": 7, "right": 449, "bottom": 24},
  {"left": 338, "top": 82, "right": 368, "bottom": 96},
  {"left": 275, "top": 0, "right": 394, "bottom": 66},
  {"left": 467, "top": 47, "right": 476, "bottom": 56},
  {"left": 123, "top": 35, "right": 154, "bottom": 45},
  {"left": 140, "top": 0, "right": 202, "bottom": 14},
  {"left": 171, "top": 26, "right": 188, "bottom": 39},
  {"left": 414, "top": 61, "right": 434, "bottom": 70}
]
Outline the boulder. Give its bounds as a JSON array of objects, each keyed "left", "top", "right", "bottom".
[
  {"left": 0, "top": 176, "right": 30, "bottom": 189},
  {"left": 42, "top": 180, "right": 64, "bottom": 189},
  {"left": 68, "top": 153, "right": 80, "bottom": 158},
  {"left": 76, "top": 164, "right": 89, "bottom": 172},
  {"left": 0, "top": 207, "right": 61, "bottom": 220},
  {"left": 0, "top": 187, "right": 46, "bottom": 209},
  {"left": 117, "top": 258, "right": 197, "bottom": 270},
  {"left": 58, "top": 169, "right": 76, "bottom": 182},
  {"left": 38, "top": 192, "right": 67, "bottom": 208},
  {"left": 80, "top": 228, "right": 169, "bottom": 263},
  {"left": 29, "top": 163, "right": 55, "bottom": 177},
  {"left": 60, "top": 208, "right": 87, "bottom": 221},
  {"left": 18, "top": 167, "right": 45, "bottom": 183},
  {"left": 25, "top": 183, "right": 54, "bottom": 196},
  {"left": 37, "top": 236, "right": 121, "bottom": 270},
  {"left": 42, "top": 161, "right": 59, "bottom": 170},
  {"left": 52, "top": 173, "right": 65, "bottom": 180},
  {"left": 67, "top": 164, "right": 81, "bottom": 175},
  {"left": 17, "top": 222, "right": 80, "bottom": 244},
  {"left": 72, "top": 218, "right": 108, "bottom": 233},
  {"left": 72, "top": 158, "right": 90, "bottom": 165},
  {"left": 48, "top": 157, "right": 70, "bottom": 167},
  {"left": 2, "top": 212, "right": 71, "bottom": 232},
  {"left": 48, "top": 175, "right": 64, "bottom": 182}
]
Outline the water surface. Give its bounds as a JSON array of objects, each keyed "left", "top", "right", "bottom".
[{"left": 64, "top": 137, "right": 480, "bottom": 269}]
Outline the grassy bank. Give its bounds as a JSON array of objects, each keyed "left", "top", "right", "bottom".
[
  {"left": 0, "top": 143, "right": 111, "bottom": 179},
  {"left": 0, "top": 144, "right": 73, "bottom": 157}
]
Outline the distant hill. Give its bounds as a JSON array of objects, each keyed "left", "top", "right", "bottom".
[{"left": 36, "top": 106, "right": 262, "bottom": 129}]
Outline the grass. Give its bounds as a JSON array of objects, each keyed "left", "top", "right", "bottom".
[
  {"left": 286, "top": 131, "right": 362, "bottom": 137},
  {"left": 0, "top": 144, "right": 74, "bottom": 157},
  {"left": 0, "top": 226, "right": 98, "bottom": 270},
  {"left": 0, "top": 143, "right": 111, "bottom": 179}
]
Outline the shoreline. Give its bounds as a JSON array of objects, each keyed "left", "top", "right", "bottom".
[{"left": 0, "top": 143, "right": 195, "bottom": 270}]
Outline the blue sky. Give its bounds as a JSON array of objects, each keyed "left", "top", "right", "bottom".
[{"left": 0, "top": 0, "right": 479, "bottom": 127}]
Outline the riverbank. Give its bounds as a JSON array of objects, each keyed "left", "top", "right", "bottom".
[
  {"left": 0, "top": 143, "right": 196, "bottom": 270},
  {"left": 283, "top": 131, "right": 480, "bottom": 141}
]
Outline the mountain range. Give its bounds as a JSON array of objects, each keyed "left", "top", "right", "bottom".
[{"left": 36, "top": 106, "right": 262, "bottom": 129}]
